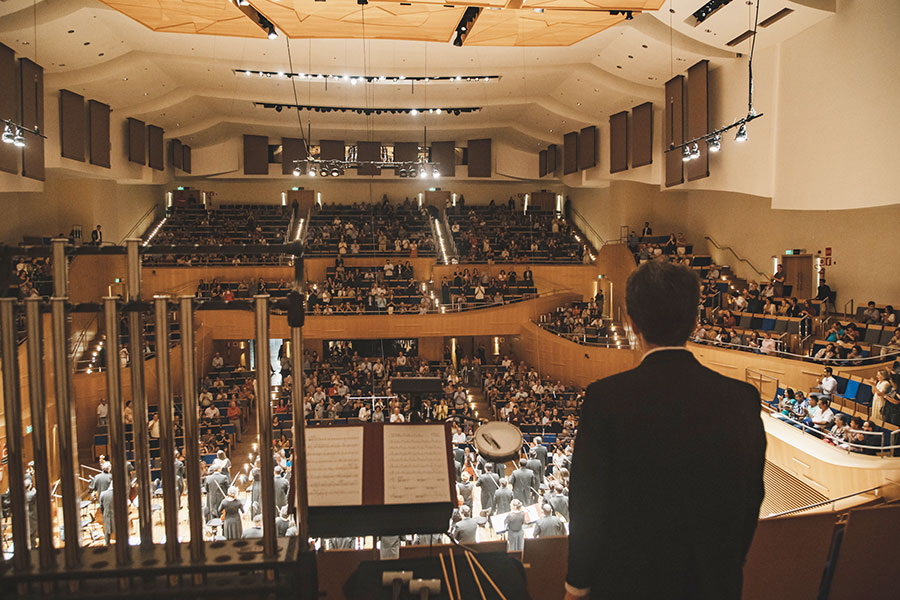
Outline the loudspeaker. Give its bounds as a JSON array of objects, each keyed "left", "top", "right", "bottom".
[{"left": 287, "top": 291, "right": 305, "bottom": 328}]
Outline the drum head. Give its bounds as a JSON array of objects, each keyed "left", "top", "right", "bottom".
[{"left": 473, "top": 422, "right": 523, "bottom": 463}]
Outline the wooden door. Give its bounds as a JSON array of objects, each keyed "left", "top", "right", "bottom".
[{"left": 782, "top": 254, "right": 814, "bottom": 299}]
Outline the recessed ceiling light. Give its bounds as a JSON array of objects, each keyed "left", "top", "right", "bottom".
[
  {"left": 616, "top": 65, "right": 622, "bottom": 69},
  {"left": 627, "top": 55, "right": 634, "bottom": 59},
  {"left": 84, "top": 42, "right": 90, "bottom": 46},
  {"left": 123, "top": 77, "right": 128, "bottom": 81},
  {"left": 98, "top": 53, "right": 104, "bottom": 57},
  {"left": 642, "top": 44, "right": 648, "bottom": 48},
  {"left": 67, "top": 30, "right": 75, "bottom": 34}
]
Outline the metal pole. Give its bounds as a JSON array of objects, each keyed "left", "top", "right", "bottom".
[
  {"left": 24, "top": 298, "right": 56, "bottom": 570},
  {"left": 50, "top": 238, "right": 80, "bottom": 569},
  {"left": 254, "top": 295, "right": 277, "bottom": 558},
  {"left": 0, "top": 298, "right": 30, "bottom": 571},
  {"left": 154, "top": 296, "right": 180, "bottom": 567},
  {"left": 125, "top": 239, "right": 152, "bottom": 547},
  {"left": 179, "top": 296, "right": 205, "bottom": 563},
  {"left": 289, "top": 326, "right": 310, "bottom": 543},
  {"left": 103, "top": 297, "right": 132, "bottom": 567}
]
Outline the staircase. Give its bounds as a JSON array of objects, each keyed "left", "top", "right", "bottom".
[{"left": 466, "top": 386, "right": 492, "bottom": 421}]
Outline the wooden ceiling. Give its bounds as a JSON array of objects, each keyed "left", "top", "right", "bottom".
[{"left": 97, "top": 0, "right": 664, "bottom": 46}]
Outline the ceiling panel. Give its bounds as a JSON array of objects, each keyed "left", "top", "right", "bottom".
[{"left": 465, "top": 10, "right": 625, "bottom": 46}]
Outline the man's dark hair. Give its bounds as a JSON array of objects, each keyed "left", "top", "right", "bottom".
[
  {"left": 824, "top": 367, "right": 833, "bottom": 374},
  {"left": 625, "top": 261, "right": 700, "bottom": 346}
]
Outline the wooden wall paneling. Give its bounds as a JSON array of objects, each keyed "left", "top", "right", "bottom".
[
  {"left": 0, "top": 43, "right": 16, "bottom": 174},
  {"left": 281, "top": 137, "right": 307, "bottom": 175},
  {"left": 127, "top": 118, "right": 146, "bottom": 165},
  {"left": 242, "top": 134, "right": 268, "bottom": 174},
  {"left": 182, "top": 145, "right": 191, "bottom": 174},
  {"left": 686, "top": 60, "right": 710, "bottom": 181},
  {"left": 538, "top": 149, "right": 548, "bottom": 177},
  {"left": 19, "top": 58, "right": 44, "bottom": 181},
  {"left": 563, "top": 131, "right": 578, "bottom": 175},
  {"left": 59, "top": 89, "right": 85, "bottom": 162},
  {"left": 664, "top": 74, "right": 685, "bottom": 187},
  {"left": 170, "top": 138, "right": 183, "bottom": 170},
  {"left": 393, "top": 141, "right": 418, "bottom": 176},
  {"left": 431, "top": 141, "right": 455, "bottom": 178},
  {"left": 148, "top": 125, "right": 164, "bottom": 171},
  {"left": 631, "top": 101, "right": 653, "bottom": 168},
  {"left": 356, "top": 141, "right": 381, "bottom": 176},
  {"left": 88, "top": 100, "right": 110, "bottom": 168},
  {"left": 578, "top": 125, "right": 597, "bottom": 171},
  {"left": 467, "top": 139, "right": 491, "bottom": 177},
  {"left": 319, "top": 139, "right": 345, "bottom": 161},
  {"left": 547, "top": 144, "right": 558, "bottom": 176},
  {"left": 609, "top": 111, "right": 628, "bottom": 173}
]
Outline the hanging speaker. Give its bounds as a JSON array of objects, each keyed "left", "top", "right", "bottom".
[{"left": 287, "top": 290, "right": 305, "bottom": 327}]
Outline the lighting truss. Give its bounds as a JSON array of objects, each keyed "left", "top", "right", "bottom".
[
  {"left": 235, "top": 70, "right": 499, "bottom": 83},
  {"left": 292, "top": 158, "right": 440, "bottom": 178},
  {"left": 1, "top": 118, "right": 44, "bottom": 148},
  {"left": 256, "top": 102, "right": 480, "bottom": 116}
]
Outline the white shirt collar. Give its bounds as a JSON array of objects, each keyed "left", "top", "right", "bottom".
[{"left": 641, "top": 346, "right": 691, "bottom": 362}]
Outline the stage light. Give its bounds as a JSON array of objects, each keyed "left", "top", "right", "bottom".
[
  {"left": 293, "top": 167, "right": 301, "bottom": 176},
  {"left": 435, "top": 108, "right": 442, "bottom": 115},
  {"left": 1, "top": 124, "right": 13, "bottom": 144},
  {"left": 410, "top": 108, "right": 418, "bottom": 115},
  {"left": 682, "top": 146, "right": 692, "bottom": 162},
  {"left": 399, "top": 167, "right": 408, "bottom": 177},
  {"left": 708, "top": 134, "right": 721, "bottom": 152},
  {"left": 690, "top": 142, "right": 700, "bottom": 160},
  {"left": 408, "top": 166, "right": 418, "bottom": 178},
  {"left": 735, "top": 123, "right": 748, "bottom": 142},
  {"left": 330, "top": 165, "right": 341, "bottom": 177},
  {"left": 13, "top": 128, "right": 25, "bottom": 147},
  {"left": 308, "top": 167, "right": 316, "bottom": 176},
  {"left": 419, "top": 167, "right": 428, "bottom": 179},
  {"left": 433, "top": 167, "right": 440, "bottom": 178}
]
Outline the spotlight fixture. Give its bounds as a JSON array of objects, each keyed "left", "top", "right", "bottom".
[
  {"left": 408, "top": 166, "right": 418, "bottom": 178},
  {"left": 735, "top": 123, "right": 748, "bottom": 142},
  {"left": 13, "top": 128, "right": 25, "bottom": 147},
  {"left": 432, "top": 167, "right": 440, "bottom": 178},
  {"left": 292, "top": 167, "right": 301, "bottom": 176},
  {"left": 682, "top": 146, "right": 692, "bottom": 162},
  {"left": 267, "top": 28, "right": 278, "bottom": 40},
  {"left": 453, "top": 7, "right": 482, "bottom": 47},
  {"left": 690, "top": 142, "right": 700, "bottom": 160},
  {"left": 708, "top": 134, "right": 721, "bottom": 152},
  {"left": 330, "top": 164, "right": 342, "bottom": 177},
  {"left": 410, "top": 108, "right": 418, "bottom": 115},
  {"left": 419, "top": 166, "right": 429, "bottom": 179},
  {"left": 255, "top": 102, "right": 481, "bottom": 115},
  {"left": 1, "top": 124, "right": 13, "bottom": 144},
  {"left": 308, "top": 167, "right": 316, "bottom": 177},
  {"left": 234, "top": 69, "right": 500, "bottom": 84}
]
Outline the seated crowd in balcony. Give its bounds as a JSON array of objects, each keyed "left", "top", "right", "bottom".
[{"left": 438, "top": 267, "right": 538, "bottom": 309}]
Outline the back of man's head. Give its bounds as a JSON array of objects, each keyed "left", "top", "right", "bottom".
[
  {"left": 625, "top": 261, "right": 700, "bottom": 347},
  {"left": 542, "top": 504, "right": 552, "bottom": 516},
  {"left": 519, "top": 458, "right": 528, "bottom": 468}
]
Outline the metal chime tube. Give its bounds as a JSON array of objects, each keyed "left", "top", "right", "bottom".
[
  {"left": 24, "top": 298, "right": 56, "bottom": 570},
  {"left": 179, "top": 295, "right": 205, "bottom": 563},
  {"left": 0, "top": 298, "right": 30, "bottom": 571},
  {"left": 254, "top": 295, "right": 277, "bottom": 558},
  {"left": 154, "top": 296, "right": 180, "bottom": 566},
  {"left": 50, "top": 238, "right": 80, "bottom": 569},
  {"left": 103, "top": 297, "right": 132, "bottom": 567},
  {"left": 289, "top": 325, "right": 310, "bottom": 543},
  {"left": 125, "top": 239, "right": 153, "bottom": 547}
]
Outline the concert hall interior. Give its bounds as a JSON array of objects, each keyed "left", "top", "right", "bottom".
[{"left": 1, "top": 0, "right": 899, "bottom": 598}]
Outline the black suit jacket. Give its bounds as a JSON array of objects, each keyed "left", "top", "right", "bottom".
[{"left": 567, "top": 349, "right": 765, "bottom": 599}]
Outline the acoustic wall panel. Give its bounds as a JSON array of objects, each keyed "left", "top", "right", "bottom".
[
  {"left": 281, "top": 137, "right": 307, "bottom": 175},
  {"left": 664, "top": 74, "right": 685, "bottom": 187},
  {"left": 539, "top": 149, "right": 548, "bottom": 177},
  {"left": 578, "top": 126, "right": 597, "bottom": 171},
  {"left": 0, "top": 43, "right": 16, "bottom": 174},
  {"left": 431, "top": 141, "right": 455, "bottom": 178},
  {"left": 88, "top": 100, "right": 110, "bottom": 168},
  {"left": 319, "top": 139, "right": 344, "bottom": 161},
  {"left": 393, "top": 141, "right": 418, "bottom": 176},
  {"left": 357, "top": 141, "right": 381, "bottom": 176},
  {"left": 467, "top": 139, "right": 491, "bottom": 177},
  {"left": 632, "top": 101, "right": 653, "bottom": 168},
  {"left": 242, "top": 134, "right": 268, "bottom": 174},
  {"left": 182, "top": 145, "right": 191, "bottom": 174},
  {"left": 127, "top": 118, "right": 146, "bottom": 165},
  {"left": 686, "top": 60, "right": 709, "bottom": 181},
  {"left": 20, "top": 58, "right": 44, "bottom": 181},
  {"left": 609, "top": 111, "right": 628, "bottom": 174},
  {"left": 563, "top": 131, "right": 578, "bottom": 175},
  {"left": 59, "top": 89, "right": 85, "bottom": 162},
  {"left": 547, "top": 144, "right": 558, "bottom": 176},
  {"left": 148, "top": 125, "right": 164, "bottom": 171},
  {"left": 170, "top": 138, "right": 183, "bottom": 170}
]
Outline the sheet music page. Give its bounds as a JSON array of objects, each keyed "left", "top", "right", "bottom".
[
  {"left": 305, "top": 427, "right": 364, "bottom": 507},
  {"left": 383, "top": 425, "right": 451, "bottom": 505}
]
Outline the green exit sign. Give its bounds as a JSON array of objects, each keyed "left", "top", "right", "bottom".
[{"left": 784, "top": 250, "right": 794, "bottom": 255}]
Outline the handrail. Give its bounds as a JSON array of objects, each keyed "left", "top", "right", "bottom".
[
  {"left": 69, "top": 313, "right": 98, "bottom": 362},
  {"left": 692, "top": 337, "right": 900, "bottom": 365},
  {"left": 566, "top": 204, "right": 606, "bottom": 249},
  {"left": 119, "top": 204, "right": 160, "bottom": 244},
  {"left": 843, "top": 298, "right": 855, "bottom": 317},
  {"left": 762, "top": 483, "right": 895, "bottom": 519},
  {"left": 761, "top": 403, "right": 900, "bottom": 454},
  {"left": 704, "top": 235, "right": 768, "bottom": 280}
]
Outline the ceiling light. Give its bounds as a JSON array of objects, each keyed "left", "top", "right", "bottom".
[
  {"left": 433, "top": 167, "right": 440, "bottom": 178},
  {"left": 267, "top": 29, "right": 278, "bottom": 40},
  {"left": 419, "top": 167, "right": 428, "bottom": 179},
  {"left": 308, "top": 167, "right": 316, "bottom": 176},
  {"left": 293, "top": 167, "right": 301, "bottom": 176},
  {"left": 682, "top": 146, "right": 692, "bottom": 162},
  {"left": 735, "top": 123, "right": 748, "bottom": 142},
  {"left": 330, "top": 166, "right": 341, "bottom": 177},
  {"left": 690, "top": 142, "right": 700, "bottom": 160},
  {"left": 410, "top": 108, "right": 418, "bottom": 115},
  {"left": 435, "top": 108, "right": 442, "bottom": 115},
  {"left": 708, "top": 134, "right": 721, "bottom": 152}
]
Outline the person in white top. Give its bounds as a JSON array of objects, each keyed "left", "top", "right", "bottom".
[
  {"left": 211, "top": 352, "right": 224, "bottom": 370},
  {"left": 358, "top": 404, "right": 371, "bottom": 421},
  {"left": 872, "top": 369, "right": 892, "bottom": 420},
  {"left": 96, "top": 398, "right": 109, "bottom": 425},
  {"left": 389, "top": 407, "right": 406, "bottom": 423},
  {"left": 817, "top": 367, "right": 838, "bottom": 397},
  {"left": 148, "top": 413, "right": 161, "bottom": 439}
]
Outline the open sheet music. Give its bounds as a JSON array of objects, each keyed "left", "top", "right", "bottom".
[
  {"left": 383, "top": 425, "right": 452, "bottom": 505},
  {"left": 305, "top": 427, "right": 364, "bottom": 506}
]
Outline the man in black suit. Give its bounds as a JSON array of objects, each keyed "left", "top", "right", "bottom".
[
  {"left": 509, "top": 459, "right": 534, "bottom": 506},
  {"left": 492, "top": 478, "right": 513, "bottom": 516},
  {"left": 475, "top": 463, "right": 500, "bottom": 515},
  {"left": 565, "top": 261, "right": 766, "bottom": 600}
]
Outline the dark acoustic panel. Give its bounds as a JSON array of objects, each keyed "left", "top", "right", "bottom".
[
  {"left": 563, "top": 131, "right": 578, "bottom": 175},
  {"left": 0, "top": 43, "right": 16, "bottom": 174},
  {"left": 686, "top": 60, "right": 710, "bottom": 181},
  {"left": 281, "top": 137, "right": 307, "bottom": 175},
  {"left": 170, "top": 138, "right": 183, "bottom": 170},
  {"left": 59, "top": 89, "right": 85, "bottom": 162},
  {"left": 609, "top": 111, "right": 628, "bottom": 174},
  {"left": 665, "top": 74, "right": 685, "bottom": 187},
  {"left": 357, "top": 141, "right": 381, "bottom": 176},
  {"left": 431, "top": 141, "right": 455, "bottom": 178},
  {"left": 182, "top": 145, "right": 191, "bottom": 174},
  {"left": 539, "top": 149, "right": 548, "bottom": 177},
  {"left": 578, "top": 126, "right": 597, "bottom": 171},
  {"left": 148, "top": 125, "right": 164, "bottom": 171},
  {"left": 88, "top": 100, "right": 110, "bottom": 168},
  {"left": 547, "top": 144, "right": 558, "bottom": 176},
  {"left": 467, "top": 139, "right": 491, "bottom": 177},
  {"left": 127, "top": 118, "right": 146, "bottom": 165},
  {"left": 20, "top": 58, "right": 44, "bottom": 180},
  {"left": 632, "top": 102, "right": 654, "bottom": 168},
  {"left": 243, "top": 134, "right": 268, "bottom": 175},
  {"left": 21, "top": 131, "right": 44, "bottom": 181},
  {"left": 319, "top": 139, "right": 345, "bottom": 161},
  {"left": 393, "top": 142, "right": 418, "bottom": 175}
]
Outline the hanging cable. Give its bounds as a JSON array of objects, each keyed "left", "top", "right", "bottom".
[
  {"left": 285, "top": 36, "right": 310, "bottom": 153},
  {"left": 746, "top": 0, "right": 761, "bottom": 114}
]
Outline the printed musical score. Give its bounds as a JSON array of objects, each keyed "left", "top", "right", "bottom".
[
  {"left": 305, "top": 427, "right": 364, "bottom": 506},
  {"left": 383, "top": 425, "right": 451, "bottom": 505}
]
